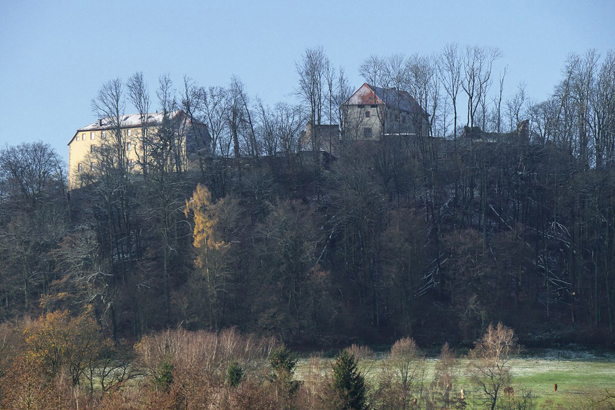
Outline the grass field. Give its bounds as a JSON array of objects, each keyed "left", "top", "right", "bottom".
[
  {"left": 508, "top": 355, "right": 615, "bottom": 406},
  {"left": 295, "top": 349, "right": 615, "bottom": 408}
]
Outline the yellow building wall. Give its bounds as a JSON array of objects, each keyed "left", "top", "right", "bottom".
[
  {"left": 68, "top": 127, "right": 148, "bottom": 189},
  {"left": 342, "top": 105, "right": 384, "bottom": 141}
]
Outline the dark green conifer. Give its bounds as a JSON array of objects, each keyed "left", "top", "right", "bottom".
[
  {"left": 227, "top": 360, "right": 244, "bottom": 387},
  {"left": 332, "top": 349, "right": 367, "bottom": 410}
]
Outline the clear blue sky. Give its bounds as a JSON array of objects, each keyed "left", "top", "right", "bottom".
[{"left": 1, "top": 0, "right": 613, "bottom": 164}]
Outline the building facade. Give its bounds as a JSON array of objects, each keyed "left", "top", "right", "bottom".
[
  {"left": 299, "top": 122, "right": 341, "bottom": 156},
  {"left": 68, "top": 110, "right": 208, "bottom": 189},
  {"left": 341, "top": 83, "right": 429, "bottom": 141}
]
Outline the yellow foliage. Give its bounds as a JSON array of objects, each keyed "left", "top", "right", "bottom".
[
  {"left": 23, "top": 309, "right": 105, "bottom": 383},
  {"left": 184, "top": 185, "right": 234, "bottom": 328},
  {"left": 185, "top": 184, "right": 229, "bottom": 268}
]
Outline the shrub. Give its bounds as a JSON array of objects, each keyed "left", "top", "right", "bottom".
[
  {"left": 227, "top": 360, "right": 244, "bottom": 387},
  {"left": 154, "top": 361, "right": 175, "bottom": 393}
]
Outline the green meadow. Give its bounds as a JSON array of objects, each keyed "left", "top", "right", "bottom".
[{"left": 295, "top": 350, "right": 615, "bottom": 408}]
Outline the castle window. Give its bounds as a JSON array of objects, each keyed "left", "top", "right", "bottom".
[
  {"left": 90, "top": 145, "right": 95, "bottom": 153},
  {"left": 78, "top": 163, "right": 83, "bottom": 172},
  {"left": 90, "top": 132, "right": 95, "bottom": 140},
  {"left": 365, "top": 111, "right": 370, "bottom": 118},
  {"left": 82, "top": 133, "right": 85, "bottom": 140},
  {"left": 363, "top": 127, "right": 372, "bottom": 138},
  {"left": 90, "top": 162, "right": 95, "bottom": 171},
  {"left": 129, "top": 159, "right": 135, "bottom": 167},
  {"left": 127, "top": 142, "right": 132, "bottom": 151},
  {"left": 128, "top": 129, "right": 132, "bottom": 136},
  {"left": 101, "top": 131, "right": 106, "bottom": 139}
]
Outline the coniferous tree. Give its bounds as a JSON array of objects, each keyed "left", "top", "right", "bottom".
[{"left": 331, "top": 350, "right": 367, "bottom": 410}]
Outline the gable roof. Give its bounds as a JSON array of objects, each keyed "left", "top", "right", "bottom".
[{"left": 343, "top": 83, "right": 425, "bottom": 114}]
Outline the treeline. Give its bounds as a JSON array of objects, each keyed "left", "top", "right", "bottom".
[
  {"left": 3, "top": 319, "right": 615, "bottom": 409},
  {"left": 0, "top": 319, "right": 546, "bottom": 409},
  {"left": 0, "top": 47, "right": 615, "bottom": 348}
]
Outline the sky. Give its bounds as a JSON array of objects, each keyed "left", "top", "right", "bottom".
[{"left": 0, "top": 0, "right": 613, "bottom": 165}]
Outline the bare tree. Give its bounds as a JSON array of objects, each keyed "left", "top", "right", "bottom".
[
  {"left": 467, "top": 323, "right": 519, "bottom": 410},
  {"left": 296, "top": 46, "right": 329, "bottom": 150},
  {"left": 0, "top": 142, "right": 65, "bottom": 209},
  {"left": 92, "top": 78, "right": 129, "bottom": 174},
  {"left": 0, "top": 142, "right": 66, "bottom": 312},
  {"left": 157, "top": 73, "right": 177, "bottom": 114},
  {"left": 275, "top": 103, "right": 306, "bottom": 155},
  {"left": 179, "top": 76, "right": 213, "bottom": 174},
  {"left": 593, "top": 51, "right": 615, "bottom": 167},
  {"left": 491, "top": 66, "right": 508, "bottom": 132},
  {"left": 359, "top": 54, "right": 386, "bottom": 88},
  {"left": 335, "top": 67, "right": 353, "bottom": 124},
  {"left": 324, "top": 58, "right": 336, "bottom": 125},
  {"left": 202, "top": 86, "right": 230, "bottom": 157},
  {"left": 405, "top": 53, "right": 439, "bottom": 137},
  {"left": 385, "top": 53, "right": 408, "bottom": 91},
  {"left": 438, "top": 44, "right": 463, "bottom": 139},
  {"left": 527, "top": 98, "right": 557, "bottom": 144},
  {"left": 461, "top": 46, "right": 501, "bottom": 128},
  {"left": 155, "top": 74, "right": 188, "bottom": 173},
  {"left": 226, "top": 76, "right": 257, "bottom": 158},
  {"left": 257, "top": 101, "right": 305, "bottom": 156},
  {"left": 235, "top": 77, "right": 258, "bottom": 157},
  {"left": 127, "top": 72, "right": 151, "bottom": 175},
  {"left": 257, "top": 99, "right": 278, "bottom": 157},
  {"left": 506, "top": 82, "right": 527, "bottom": 132},
  {"left": 89, "top": 78, "right": 140, "bottom": 313}
]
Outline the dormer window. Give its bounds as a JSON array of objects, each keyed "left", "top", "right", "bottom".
[{"left": 365, "top": 111, "right": 371, "bottom": 118}]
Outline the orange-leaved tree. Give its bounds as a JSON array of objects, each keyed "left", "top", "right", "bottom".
[
  {"left": 184, "top": 184, "right": 231, "bottom": 329},
  {"left": 23, "top": 308, "right": 106, "bottom": 387}
]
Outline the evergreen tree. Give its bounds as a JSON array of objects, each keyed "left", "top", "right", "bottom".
[
  {"left": 331, "top": 350, "right": 367, "bottom": 410},
  {"left": 226, "top": 360, "right": 244, "bottom": 387},
  {"left": 269, "top": 346, "right": 300, "bottom": 407},
  {"left": 154, "top": 361, "right": 174, "bottom": 393}
]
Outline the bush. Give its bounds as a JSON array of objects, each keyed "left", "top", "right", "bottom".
[
  {"left": 227, "top": 361, "right": 244, "bottom": 387},
  {"left": 154, "top": 361, "right": 174, "bottom": 393},
  {"left": 134, "top": 327, "right": 278, "bottom": 383},
  {"left": 269, "top": 345, "right": 298, "bottom": 374}
]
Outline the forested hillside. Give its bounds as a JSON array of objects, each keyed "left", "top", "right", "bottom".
[{"left": 1, "top": 47, "right": 614, "bottom": 348}]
